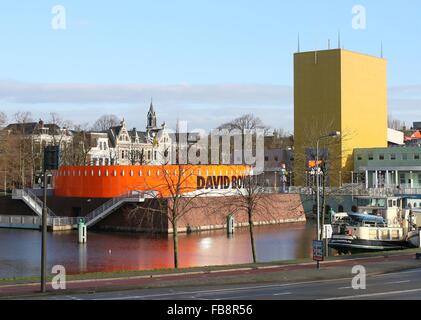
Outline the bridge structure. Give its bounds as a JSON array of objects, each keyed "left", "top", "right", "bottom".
[{"left": 1, "top": 189, "right": 149, "bottom": 231}]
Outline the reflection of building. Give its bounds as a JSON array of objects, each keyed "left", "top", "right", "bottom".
[
  {"left": 87, "top": 103, "right": 173, "bottom": 165},
  {"left": 354, "top": 147, "right": 421, "bottom": 189},
  {"left": 294, "top": 49, "right": 388, "bottom": 186}
]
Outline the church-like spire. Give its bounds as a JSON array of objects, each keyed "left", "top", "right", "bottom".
[{"left": 147, "top": 99, "right": 157, "bottom": 130}]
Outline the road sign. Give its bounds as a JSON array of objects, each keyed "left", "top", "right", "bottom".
[
  {"left": 313, "top": 240, "right": 324, "bottom": 262},
  {"left": 323, "top": 224, "right": 333, "bottom": 239}
]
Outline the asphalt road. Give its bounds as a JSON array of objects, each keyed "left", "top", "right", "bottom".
[{"left": 35, "top": 267, "right": 421, "bottom": 300}]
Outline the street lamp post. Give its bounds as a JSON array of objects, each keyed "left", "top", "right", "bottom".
[{"left": 315, "top": 131, "right": 341, "bottom": 245}]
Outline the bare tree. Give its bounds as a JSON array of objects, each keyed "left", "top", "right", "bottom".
[
  {"left": 388, "top": 115, "right": 407, "bottom": 131},
  {"left": 91, "top": 114, "right": 120, "bottom": 132},
  {"left": 14, "top": 111, "right": 33, "bottom": 124},
  {"left": 0, "top": 112, "right": 7, "bottom": 128},
  {"left": 68, "top": 128, "right": 93, "bottom": 166},
  {"left": 218, "top": 113, "right": 270, "bottom": 133},
  {"left": 233, "top": 174, "right": 266, "bottom": 263},
  {"left": 127, "top": 164, "right": 212, "bottom": 269},
  {"left": 294, "top": 117, "right": 353, "bottom": 238}
]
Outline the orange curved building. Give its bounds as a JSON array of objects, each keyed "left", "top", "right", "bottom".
[{"left": 54, "top": 165, "right": 251, "bottom": 198}]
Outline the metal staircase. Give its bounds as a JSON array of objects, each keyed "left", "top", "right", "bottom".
[
  {"left": 10, "top": 189, "right": 153, "bottom": 229},
  {"left": 12, "top": 189, "right": 56, "bottom": 217},
  {"left": 84, "top": 191, "right": 149, "bottom": 228}
]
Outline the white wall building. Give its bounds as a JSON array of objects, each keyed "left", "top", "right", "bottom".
[{"left": 87, "top": 103, "right": 173, "bottom": 166}]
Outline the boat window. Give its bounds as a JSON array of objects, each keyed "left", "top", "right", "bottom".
[{"left": 388, "top": 200, "right": 393, "bottom": 207}]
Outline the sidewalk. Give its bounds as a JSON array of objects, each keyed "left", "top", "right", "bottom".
[{"left": 1, "top": 251, "right": 421, "bottom": 299}]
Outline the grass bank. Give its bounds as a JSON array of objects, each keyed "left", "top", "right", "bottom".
[{"left": 1, "top": 248, "right": 420, "bottom": 286}]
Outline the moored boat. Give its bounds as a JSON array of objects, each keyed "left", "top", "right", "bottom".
[{"left": 329, "top": 196, "right": 420, "bottom": 253}]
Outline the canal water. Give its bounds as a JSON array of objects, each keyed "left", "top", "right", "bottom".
[{"left": 0, "top": 222, "right": 316, "bottom": 278}]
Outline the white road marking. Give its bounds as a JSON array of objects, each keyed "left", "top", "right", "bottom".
[
  {"left": 322, "top": 287, "right": 421, "bottom": 300},
  {"left": 384, "top": 280, "right": 410, "bottom": 285},
  {"left": 338, "top": 279, "right": 411, "bottom": 290},
  {"left": 96, "top": 278, "right": 352, "bottom": 300}
]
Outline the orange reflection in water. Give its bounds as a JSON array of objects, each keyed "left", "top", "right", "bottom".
[{"left": 0, "top": 222, "right": 315, "bottom": 278}]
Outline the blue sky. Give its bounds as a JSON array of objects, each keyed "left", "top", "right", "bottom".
[{"left": 0, "top": 0, "right": 420, "bottom": 131}]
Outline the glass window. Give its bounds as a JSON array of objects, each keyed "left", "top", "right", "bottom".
[
  {"left": 391, "top": 154, "right": 396, "bottom": 160},
  {"left": 415, "top": 154, "right": 420, "bottom": 160},
  {"left": 368, "top": 154, "right": 374, "bottom": 160},
  {"left": 402, "top": 154, "right": 408, "bottom": 160},
  {"left": 357, "top": 155, "right": 363, "bottom": 161},
  {"left": 379, "top": 154, "right": 385, "bottom": 160},
  {"left": 400, "top": 173, "right": 406, "bottom": 185}
]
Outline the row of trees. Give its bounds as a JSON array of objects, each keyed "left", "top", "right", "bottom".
[{"left": 0, "top": 111, "right": 124, "bottom": 190}]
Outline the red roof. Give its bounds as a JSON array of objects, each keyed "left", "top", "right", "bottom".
[{"left": 405, "top": 130, "right": 421, "bottom": 141}]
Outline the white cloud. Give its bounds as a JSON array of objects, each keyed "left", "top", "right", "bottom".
[
  {"left": 388, "top": 85, "right": 421, "bottom": 125},
  {"left": 0, "top": 80, "right": 293, "bottom": 131},
  {"left": 0, "top": 80, "right": 419, "bottom": 132}
]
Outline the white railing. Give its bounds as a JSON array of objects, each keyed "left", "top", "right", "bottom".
[
  {"left": 0, "top": 215, "right": 81, "bottom": 227},
  {"left": 48, "top": 216, "right": 80, "bottom": 226},
  {"left": 84, "top": 191, "right": 147, "bottom": 227},
  {"left": 9, "top": 189, "right": 149, "bottom": 229},
  {"left": 0, "top": 215, "right": 41, "bottom": 226},
  {"left": 12, "top": 189, "right": 56, "bottom": 217}
]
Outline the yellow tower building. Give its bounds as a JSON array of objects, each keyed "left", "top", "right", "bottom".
[{"left": 294, "top": 49, "right": 388, "bottom": 186}]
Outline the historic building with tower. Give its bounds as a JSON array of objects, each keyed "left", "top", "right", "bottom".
[{"left": 87, "top": 102, "right": 173, "bottom": 166}]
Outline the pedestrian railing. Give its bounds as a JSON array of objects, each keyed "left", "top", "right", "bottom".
[
  {"left": 12, "top": 188, "right": 56, "bottom": 217},
  {"left": 9, "top": 189, "right": 153, "bottom": 229},
  {"left": 0, "top": 215, "right": 41, "bottom": 226},
  {"left": 84, "top": 191, "right": 148, "bottom": 227}
]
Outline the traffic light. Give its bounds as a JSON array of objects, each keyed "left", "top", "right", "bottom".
[{"left": 43, "top": 145, "right": 60, "bottom": 171}]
